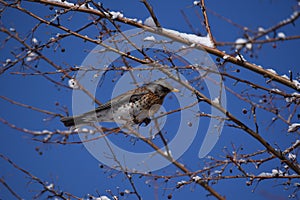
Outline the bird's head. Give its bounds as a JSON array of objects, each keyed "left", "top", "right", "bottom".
[{"left": 145, "top": 79, "right": 179, "bottom": 98}]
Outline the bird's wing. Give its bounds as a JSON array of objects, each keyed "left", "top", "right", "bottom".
[
  {"left": 128, "top": 93, "right": 146, "bottom": 103},
  {"left": 69, "top": 96, "right": 115, "bottom": 119},
  {"left": 73, "top": 87, "right": 148, "bottom": 118},
  {"left": 61, "top": 87, "right": 149, "bottom": 127},
  {"left": 94, "top": 88, "right": 147, "bottom": 112}
]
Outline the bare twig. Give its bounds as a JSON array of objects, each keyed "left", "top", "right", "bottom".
[
  {"left": 0, "top": 96, "right": 63, "bottom": 117},
  {"left": 199, "top": 0, "right": 216, "bottom": 47},
  {"left": 16, "top": 0, "right": 300, "bottom": 91},
  {"left": 140, "top": 0, "right": 161, "bottom": 28},
  {"left": 0, "top": 178, "right": 23, "bottom": 200}
]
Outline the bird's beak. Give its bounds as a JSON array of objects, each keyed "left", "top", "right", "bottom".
[{"left": 172, "top": 88, "right": 180, "bottom": 92}]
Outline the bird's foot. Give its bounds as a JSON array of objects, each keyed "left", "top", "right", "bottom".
[{"left": 139, "top": 117, "right": 151, "bottom": 127}]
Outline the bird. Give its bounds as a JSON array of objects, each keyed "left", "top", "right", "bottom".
[{"left": 60, "top": 79, "right": 179, "bottom": 127}]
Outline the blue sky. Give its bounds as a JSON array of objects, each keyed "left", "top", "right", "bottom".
[{"left": 1, "top": 0, "right": 299, "bottom": 199}]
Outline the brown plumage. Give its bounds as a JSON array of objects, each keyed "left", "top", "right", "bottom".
[{"left": 61, "top": 79, "right": 179, "bottom": 127}]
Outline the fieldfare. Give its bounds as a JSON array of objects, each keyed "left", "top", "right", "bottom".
[{"left": 61, "top": 79, "right": 179, "bottom": 127}]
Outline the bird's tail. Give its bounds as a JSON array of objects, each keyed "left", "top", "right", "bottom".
[
  {"left": 60, "top": 113, "right": 97, "bottom": 127},
  {"left": 60, "top": 116, "right": 75, "bottom": 127}
]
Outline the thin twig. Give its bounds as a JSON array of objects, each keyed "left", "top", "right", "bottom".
[
  {"left": 0, "top": 178, "right": 23, "bottom": 200},
  {"left": 199, "top": 0, "right": 215, "bottom": 47},
  {"left": 0, "top": 96, "right": 63, "bottom": 117},
  {"left": 140, "top": 0, "right": 161, "bottom": 28}
]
